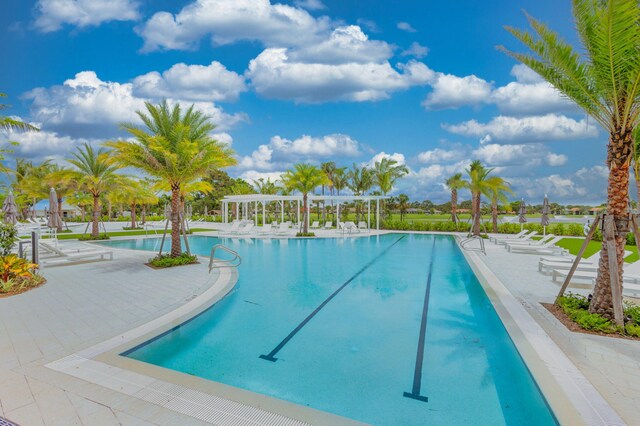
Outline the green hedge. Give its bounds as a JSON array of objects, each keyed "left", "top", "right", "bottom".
[
  {"left": 381, "top": 220, "right": 586, "bottom": 236},
  {"left": 381, "top": 220, "right": 472, "bottom": 232}
]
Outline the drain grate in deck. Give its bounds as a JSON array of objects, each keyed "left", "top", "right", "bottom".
[{"left": 0, "top": 417, "right": 18, "bottom": 426}]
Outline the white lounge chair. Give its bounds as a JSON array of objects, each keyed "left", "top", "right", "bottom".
[
  {"left": 340, "top": 221, "right": 359, "bottom": 235},
  {"left": 274, "top": 221, "right": 292, "bottom": 235},
  {"left": 504, "top": 234, "right": 555, "bottom": 249},
  {"left": 507, "top": 236, "right": 564, "bottom": 255},
  {"left": 310, "top": 221, "right": 320, "bottom": 230},
  {"left": 357, "top": 221, "right": 369, "bottom": 232},
  {"left": 237, "top": 223, "right": 255, "bottom": 235},
  {"left": 496, "top": 231, "right": 538, "bottom": 246},
  {"left": 323, "top": 221, "right": 332, "bottom": 229},
  {"left": 489, "top": 230, "right": 529, "bottom": 243},
  {"left": 38, "top": 241, "right": 113, "bottom": 266},
  {"left": 553, "top": 261, "right": 640, "bottom": 291}
]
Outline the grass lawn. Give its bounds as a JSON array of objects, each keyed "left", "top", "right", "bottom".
[
  {"left": 55, "top": 228, "right": 213, "bottom": 240},
  {"left": 557, "top": 238, "right": 639, "bottom": 263}
]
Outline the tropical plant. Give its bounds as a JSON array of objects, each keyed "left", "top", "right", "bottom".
[
  {"left": 320, "top": 161, "right": 337, "bottom": 221},
  {"left": 397, "top": 194, "right": 410, "bottom": 221},
  {"left": 0, "top": 93, "right": 38, "bottom": 132},
  {"left": 67, "top": 191, "right": 92, "bottom": 221},
  {"left": 485, "top": 176, "right": 513, "bottom": 233},
  {"left": 107, "top": 100, "right": 236, "bottom": 257},
  {"left": 374, "top": 158, "right": 409, "bottom": 219},
  {"left": 0, "top": 223, "right": 18, "bottom": 256},
  {"left": 281, "top": 163, "right": 329, "bottom": 234},
  {"left": 67, "top": 143, "right": 121, "bottom": 238},
  {"left": 445, "top": 173, "right": 465, "bottom": 225},
  {"left": 501, "top": 0, "right": 640, "bottom": 320},
  {"left": 348, "top": 164, "right": 374, "bottom": 221},
  {"left": 464, "top": 160, "right": 493, "bottom": 236}
]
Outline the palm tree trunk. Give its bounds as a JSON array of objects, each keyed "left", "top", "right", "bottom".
[
  {"left": 91, "top": 195, "right": 100, "bottom": 238},
  {"left": 170, "top": 187, "right": 182, "bottom": 257},
  {"left": 492, "top": 199, "right": 498, "bottom": 233},
  {"left": 81, "top": 206, "right": 85, "bottom": 221},
  {"left": 108, "top": 200, "right": 112, "bottom": 220},
  {"left": 131, "top": 203, "right": 137, "bottom": 228},
  {"left": 590, "top": 130, "right": 631, "bottom": 320},
  {"left": 451, "top": 189, "right": 458, "bottom": 224},
  {"left": 472, "top": 191, "right": 481, "bottom": 236},
  {"left": 303, "top": 193, "right": 309, "bottom": 234},
  {"left": 142, "top": 205, "right": 146, "bottom": 224},
  {"left": 57, "top": 196, "right": 64, "bottom": 232}
]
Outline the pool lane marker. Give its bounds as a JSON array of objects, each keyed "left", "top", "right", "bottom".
[
  {"left": 403, "top": 237, "right": 436, "bottom": 403},
  {"left": 259, "top": 235, "right": 407, "bottom": 362}
]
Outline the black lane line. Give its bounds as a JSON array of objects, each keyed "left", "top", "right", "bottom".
[
  {"left": 403, "top": 237, "right": 436, "bottom": 403},
  {"left": 260, "top": 235, "right": 407, "bottom": 362}
]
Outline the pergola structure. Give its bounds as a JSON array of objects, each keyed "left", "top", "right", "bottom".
[{"left": 220, "top": 194, "right": 388, "bottom": 230}]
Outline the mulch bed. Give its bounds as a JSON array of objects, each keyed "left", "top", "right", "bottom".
[
  {"left": 144, "top": 261, "right": 200, "bottom": 270},
  {"left": 0, "top": 279, "right": 47, "bottom": 298},
  {"left": 542, "top": 302, "right": 640, "bottom": 341}
]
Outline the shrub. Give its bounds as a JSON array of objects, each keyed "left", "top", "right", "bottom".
[
  {"left": 557, "top": 293, "right": 640, "bottom": 336},
  {"left": 0, "top": 255, "right": 46, "bottom": 294},
  {"left": 79, "top": 233, "right": 110, "bottom": 241},
  {"left": 0, "top": 223, "right": 18, "bottom": 256},
  {"left": 122, "top": 226, "right": 143, "bottom": 230},
  {"left": 296, "top": 232, "right": 315, "bottom": 237},
  {"left": 626, "top": 323, "right": 640, "bottom": 337},
  {"left": 149, "top": 253, "right": 198, "bottom": 268}
]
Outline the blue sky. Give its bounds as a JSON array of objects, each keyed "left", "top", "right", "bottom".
[{"left": 1, "top": 0, "right": 608, "bottom": 204}]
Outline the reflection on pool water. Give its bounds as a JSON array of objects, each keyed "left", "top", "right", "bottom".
[{"left": 98, "top": 234, "right": 556, "bottom": 425}]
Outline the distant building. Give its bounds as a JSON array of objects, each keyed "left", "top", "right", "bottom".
[{"left": 33, "top": 200, "right": 81, "bottom": 219}]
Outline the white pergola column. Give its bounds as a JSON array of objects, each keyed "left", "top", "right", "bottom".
[
  {"left": 297, "top": 199, "right": 300, "bottom": 225},
  {"left": 262, "top": 201, "right": 266, "bottom": 226},
  {"left": 254, "top": 201, "right": 258, "bottom": 225},
  {"left": 235, "top": 202, "right": 239, "bottom": 221},
  {"left": 367, "top": 200, "right": 371, "bottom": 228},
  {"left": 376, "top": 199, "right": 380, "bottom": 230},
  {"left": 281, "top": 201, "right": 284, "bottom": 223},
  {"left": 337, "top": 202, "right": 340, "bottom": 225}
]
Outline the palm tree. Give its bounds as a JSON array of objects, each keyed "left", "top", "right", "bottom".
[
  {"left": 445, "top": 173, "right": 465, "bottom": 225},
  {"left": 68, "top": 191, "right": 92, "bottom": 221},
  {"left": 67, "top": 143, "right": 121, "bottom": 238},
  {"left": 281, "top": 164, "right": 329, "bottom": 234},
  {"left": 397, "top": 194, "right": 410, "bottom": 221},
  {"left": 107, "top": 100, "right": 236, "bottom": 257},
  {"left": 348, "top": 164, "right": 374, "bottom": 222},
  {"left": 320, "top": 162, "right": 336, "bottom": 221},
  {"left": 1, "top": 93, "right": 38, "bottom": 131},
  {"left": 501, "top": 0, "right": 640, "bottom": 320},
  {"left": 464, "top": 160, "right": 493, "bottom": 236},
  {"left": 485, "top": 176, "right": 513, "bottom": 233},
  {"left": 374, "top": 158, "right": 409, "bottom": 219},
  {"left": 15, "top": 160, "right": 52, "bottom": 220}
]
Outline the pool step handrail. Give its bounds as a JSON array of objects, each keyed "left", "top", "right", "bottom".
[
  {"left": 459, "top": 236, "right": 486, "bottom": 255},
  {"left": 209, "top": 244, "right": 242, "bottom": 272}
]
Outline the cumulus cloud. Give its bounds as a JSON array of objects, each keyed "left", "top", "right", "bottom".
[
  {"left": 239, "top": 170, "right": 285, "bottom": 184},
  {"left": 132, "top": 61, "right": 246, "bottom": 102},
  {"left": 294, "top": 0, "right": 326, "bottom": 10},
  {"left": 546, "top": 152, "right": 568, "bottom": 167},
  {"left": 238, "top": 133, "right": 361, "bottom": 170},
  {"left": 34, "top": 0, "right": 140, "bottom": 32},
  {"left": 397, "top": 22, "right": 417, "bottom": 32},
  {"left": 1, "top": 128, "right": 97, "bottom": 161},
  {"left": 365, "top": 152, "right": 406, "bottom": 167},
  {"left": 417, "top": 146, "right": 467, "bottom": 163},
  {"left": 401, "top": 42, "right": 429, "bottom": 59},
  {"left": 443, "top": 114, "right": 598, "bottom": 142},
  {"left": 422, "top": 73, "right": 493, "bottom": 110},
  {"left": 24, "top": 71, "right": 247, "bottom": 138},
  {"left": 137, "top": 0, "right": 331, "bottom": 52},
  {"left": 248, "top": 49, "right": 433, "bottom": 103},
  {"left": 510, "top": 64, "right": 543, "bottom": 84}
]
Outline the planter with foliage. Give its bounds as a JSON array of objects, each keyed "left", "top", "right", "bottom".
[
  {"left": 0, "top": 255, "right": 46, "bottom": 296},
  {"left": 148, "top": 253, "right": 198, "bottom": 269},
  {"left": 549, "top": 294, "right": 640, "bottom": 339},
  {"left": 79, "top": 233, "right": 110, "bottom": 241},
  {"left": 296, "top": 232, "right": 315, "bottom": 237},
  {"left": 122, "top": 226, "right": 144, "bottom": 230}
]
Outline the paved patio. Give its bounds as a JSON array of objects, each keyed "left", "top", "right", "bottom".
[
  {"left": 0, "top": 249, "right": 217, "bottom": 425},
  {"left": 479, "top": 236, "right": 640, "bottom": 424}
]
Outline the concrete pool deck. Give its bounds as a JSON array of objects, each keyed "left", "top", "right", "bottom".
[{"left": 0, "top": 231, "right": 637, "bottom": 425}]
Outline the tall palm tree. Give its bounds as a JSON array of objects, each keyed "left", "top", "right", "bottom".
[
  {"left": 397, "top": 194, "right": 410, "bottom": 221},
  {"left": 281, "top": 164, "right": 329, "bottom": 234},
  {"left": 374, "top": 158, "right": 409, "bottom": 219},
  {"left": 464, "top": 160, "right": 493, "bottom": 236},
  {"left": 445, "top": 173, "right": 465, "bottom": 225},
  {"left": 15, "top": 160, "right": 52, "bottom": 220},
  {"left": 485, "top": 176, "right": 513, "bottom": 233},
  {"left": 67, "top": 191, "right": 92, "bottom": 221},
  {"left": 501, "top": 0, "right": 640, "bottom": 319},
  {"left": 107, "top": 100, "right": 236, "bottom": 257},
  {"left": 348, "top": 164, "right": 374, "bottom": 222},
  {"left": 67, "top": 143, "right": 121, "bottom": 238},
  {"left": 320, "top": 162, "right": 336, "bottom": 221}
]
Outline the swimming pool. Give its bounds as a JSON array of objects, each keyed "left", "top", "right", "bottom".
[{"left": 99, "top": 234, "right": 556, "bottom": 425}]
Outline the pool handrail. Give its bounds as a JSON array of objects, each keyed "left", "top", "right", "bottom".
[{"left": 208, "top": 244, "right": 242, "bottom": 272}]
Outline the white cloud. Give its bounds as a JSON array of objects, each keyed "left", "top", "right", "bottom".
[
  {"left": 401, "top": 42, "right": 429, "bottom": 59},
  {"left": 239, "top": 170, "right": 284, "bottom": 184},
  {"left": 417, "top": 146, "right": 466, "bottom": 163},
  {"left": 365, "top": 152, "right": 406, "bottom": 167},
  {"left": 294, "top": 0, "right": 326, "bottom": 10},
  {"left": 546, "top": 152, "right": 568, "bottom": 166},
  {"left": 132, "top": 61, "right": 246, "bottom": 102},
  {"left": 397, "top": 22, "right": 417, "bottom": 32},
  {"left": 213, "top": 132, "right": 233, "bottom": 146},
  {"left": 23, "top": 71, "right": 247, "bottom": 138},
  {"left": 34, "top": 0, "right": 140, "bottom": 32},
  {"left": 238, "top": 133, "right": 361, "bottom": 170},
  {"left": 443, "top": 114, "right": 598, "bottom": 142},
  {"left": 422, "top": 73, "right": 493, "bottom": 110},
  {"left": 137, "top": 0, "right": 331, "bottom": 52},
  {"left": 472, "top": 144, "right": 544, "bottom": 165},
  {"left": 247, "top": 49, "right": 433, "bottom": 103},
  {"left": 490, "top": 82, "right": 574, "bottom": 116},
  {"left": 510, "top": 64, "right": 543, "bottom": 84},
  {"left": 1, "top": 128, "right": 96, "bottom": 161}
]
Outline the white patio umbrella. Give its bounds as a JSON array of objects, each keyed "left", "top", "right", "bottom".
[
  {"left": 541, "top": 194, "right": 550, "bottom": 235},
  {"left": 2, "top": 191, "right": 18, "bottom": 225},
  {"left": 47, "top": 188, "right": 62, "bottom": 229},
  {"left": 518, "top": 198, "right": 527, "bottom": 231}
]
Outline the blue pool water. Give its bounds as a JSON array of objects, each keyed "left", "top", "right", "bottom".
[{"left": 99, "top": 234, "right": 556, "bottom": 425}]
